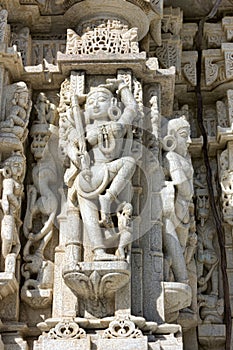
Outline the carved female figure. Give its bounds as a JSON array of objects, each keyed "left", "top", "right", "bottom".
[
  {"left": 64, "top": 79, "right": 138, "bottom": 261},
  {"left": 0, "top": 153, "right": 25, "bottom": 272},
  {"left": 162, "top": 116, "right": 193, "bottom": 283},
  {"left": 0, "top": 82, "right": 31, "bottom": 142}
]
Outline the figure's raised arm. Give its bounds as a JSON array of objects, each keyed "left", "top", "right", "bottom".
[{"left": 105, "top": 78, "right": 138, "bottom": 124}]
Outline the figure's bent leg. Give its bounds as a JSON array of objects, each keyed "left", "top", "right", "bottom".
[
  {"left": 163, "top": 218, "right": 189, "bottom": 284},
  {"left": 99, "top": 157, "right": 136, "bottom": 226}
]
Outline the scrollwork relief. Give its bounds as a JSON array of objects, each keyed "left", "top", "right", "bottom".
[
  {"left": 103, "top": 316, "right": 143, "bottom": 339},
  {"left": 48, "top": 321, "right": 86, "bottom": 339}
]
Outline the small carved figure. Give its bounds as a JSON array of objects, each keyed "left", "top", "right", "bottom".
[
  {"left": 0, "top": 153, "right": 25, "bottom": 272},
  {"left": 34, "top": 92, "right": 57, "bottom": 124},
  {"left": 0, "top": 82, "right": 31, "bottom": 142},
  {"left": 197, "top": 224, "right": 219, "bottom": 297},
  {"left": 194, "top": 165, "right": 210, "bottom": 226},
  {"left": 196, "top": 223, "right": 222, "bottom": 322},
  {"left": 116, "top": 202, "right": 133, "bottom": 261},
  {"left": 161, "top": 116, "right": 193, "bottom": 283}
]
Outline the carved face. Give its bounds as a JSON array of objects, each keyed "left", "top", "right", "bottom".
[
  {"left": 4, "top": 157, "right": 24, "bottom": 179},
  {"left": 85, "top": 91, "right": 111, "bottom": 121},
  {"left": 174, "top": 126, "right": 191, "bottom": 157},
  {"left": 11, "top": 160, "right": 24, "bottom": 178},
  {"left": 17, "top": 91, "right": 29, "bottom": 109},
  {"left": 122, "top": 204, "right": 133, "bottom": 216}
]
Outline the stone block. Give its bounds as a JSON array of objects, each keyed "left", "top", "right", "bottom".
[
  {"left": 34, "top": 337, "right": 91, "bottom": 350},
  {"left": 198, "top": 324, "right": 226, "bottom": 350},
  {"left": 97, "top": 336, "right": 148, "bottom": 350}
]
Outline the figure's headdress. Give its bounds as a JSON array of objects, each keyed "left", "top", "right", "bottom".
[{"left": 167, "top": 116, "right": 190, "bottom": 135}]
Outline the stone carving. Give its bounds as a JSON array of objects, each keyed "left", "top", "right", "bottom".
[
  {"left": 204, "top": 107, "right": 217, "bottom": 137},
  {"left": 194, "top": 165, "right": 210, "bottom": 226},
  {"left": 155, "top": 40, "right": 182, "bottom": 73},
  {"left": 0, "top": 7, "right": 8, "bottom": 43},
  {"left": 0, "top": 152, "right": 25, "bottom": 273},
  {"left": 161, "top": 116, "right": 193, "bottom": 284},
  {"left": 103, "top": 315, "right": 143, "bottom": 339},
  {"left": 216, "top": 100, "right": 228, "bottom": 128},
  {"left": 64, "top": 265, "right": 130, "bottom": 318},
  {"left": 12, "top": 27, "right": 31, "bottom": 65},
  {"left": 221, "top": 174, "right": 233, "bottom": 224},
  {"left": 197, "top": 223, "right": 223, "bottom": 324},
  {"left": 162, "top": 7, "right": 183, "bottom": 37},
  {"left": 48, "top": 321, "right": 86, "bottom": 339},
  {"left": 34, "top": 92, "right": 57, "bottom": 124},
  {"left": 222, "top": 16, "right": 233, "bottom": 42},
  {"left": 224, "top": 48, "right": 233, "bottom": 80},
  {"left": 21, "top": 94, "right": 59, "bottom": 308},
  {"left": 182, "top": 52, "right": 198, "bottom": 86},
  {"left": 219, "top": 149, "right": 233, "bottom": 225},
  {"left": 32, "top": 38, "right": 66, "bottom": 65},
  {"left": 181, "top": 23, "right": 198, "bottom": 51},
  {"left": 60, "top": 78, "right": 138, "bottom": 262},
  {"left": 0, "top": 82, "right": 32, "bottom": 147},
  {"left": 205, "top": 57, "right": 219, "bottom": 86},
  {"left": 116, "top": 202, "right": 133, "bottom": 261},
  {"left": 66, "top": 20, "right": 139, "bottom": 56},
  {"left": 204, "top": 23, "right": 225, "bottom": 49},
  {"left": 0, "top": 2, "right": 231, "bottom": 350}
]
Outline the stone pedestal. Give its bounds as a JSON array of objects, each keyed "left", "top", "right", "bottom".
[
  {"left": 34, "top": 337, "right": 91, "bottom": 350},
  {"left": 63, "top": 261, "right": 130, "bottom": 318},
  {"left": 1, "top": 332, "right": 28, "bottom": 350},
  {"left": 198, "top": 324, "right": 226, "bottom": 350}
]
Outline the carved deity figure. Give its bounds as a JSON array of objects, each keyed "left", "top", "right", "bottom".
[
  {"left": 197, "top": 224, "right": 219, "bottom": 297},
  {"left": 0, "top": 153, "right": 25, "bottom": 272},
  {"left": 62, "top": 78, "right": 138, "bottom": 262},
  {"left": 197, "top": 224, "right": 223, "bottom": 323},
  {"left": 0, "top": 82, "right": 31, "bottom": 142},
  {"left": 161, "top": 116, "right": 193, "bottom": 283}
]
